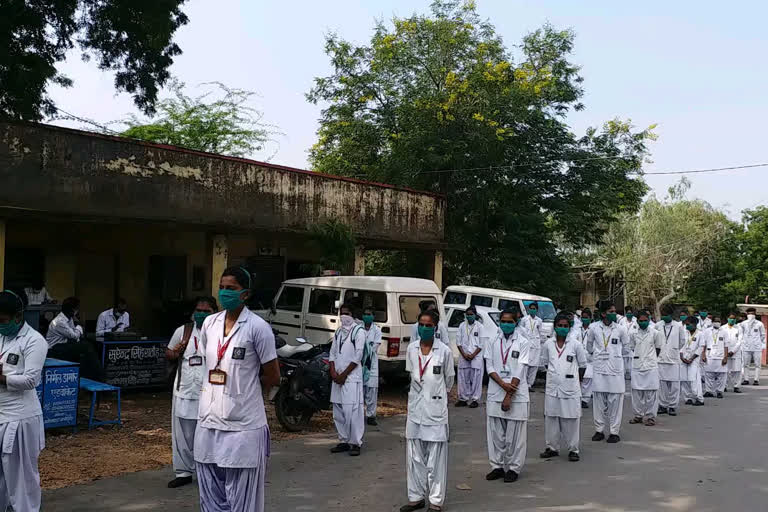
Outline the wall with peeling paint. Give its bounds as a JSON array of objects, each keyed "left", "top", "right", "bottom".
[{"left": 0, "top": 122, "right": 445, "bottom": 248}]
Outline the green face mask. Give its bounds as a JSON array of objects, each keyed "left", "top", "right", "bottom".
[
  {"left": 554, "top": 327, "right": 570, "bottom": 338},
  {"left": 418, "top": 325, "right": 435, "bottom": 340},
  {"left": 638, "top": 320, "right": 650, "bottom": 330},
  {"left": 0, "top": 319, "right": 22, "bottom": 338},
  {"left": 193, "top": 311, "right": 212, "bottom": 328},
  {"left": 362, "top": 314, "right": 375, "bottom": 325},
  {"left": 606, "top": 313, "right": 617, "bottom": 323},
  {"left": 699, "top": 312, "right": 708, "bottom": 319},
  {"left": 219, "top": 289, "right": 246, "bottom": 311},
  {"left": 727, "top": 318, "right": 736, "bottom": 326},
  {"left": 581, "top": 318, "right": 591, "bottom": 327},
  {"left": 500, "top": 322, "right": 516, "bottom": 335},
  {"left": 662, "top": 315, "right": 672, "bottom": 323},
  {"left": 527, "top": 308, "right": 537, "bottom": 317},
  {"left": 686, "top": 323, "right": 696, "bottom": 332},
  {"left": 679, "top": 315, "right": 688, "bottom": 322},
  {"left": 625, "top": 313, "right": 634, "bottom": 320},
  {"left": 465, "top": 314, "right": 476, "bottom": 324}
]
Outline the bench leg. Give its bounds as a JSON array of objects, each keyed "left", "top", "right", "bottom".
[
  {"left": 89, "top": 391, "right": 97, "bottom": 430},
  {"left": 116, "top": 389, "right": 122, "bottom": 425}
]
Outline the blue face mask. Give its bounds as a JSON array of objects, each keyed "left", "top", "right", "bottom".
[
  {"left": 193, "top": 311, "right": 212, "bottom": 328},
  {"left": 500, "top": 322, "right": 516, "bottom": 335},
  {"left": 0, "top": 319, "right": 22, "bottom": 338},
  {"left": 219, "top": 289, "right": 246, "bottom": 312},
  {"left": 418, "top": 325, "right": 435, "bottom": 340}
]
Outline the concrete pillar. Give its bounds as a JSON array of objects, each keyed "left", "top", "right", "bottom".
[
  {"left": 212, "top": 235, "right": 229, "bottom": 298},
  {"left": 432, "top": 250, "right": 443, "bottom": 290},
  {"left": 354, "top": 246, "right": 366, "bottom": 276},
  {"left": 0, "top": 219, "right": 5, "bottom": 290}
]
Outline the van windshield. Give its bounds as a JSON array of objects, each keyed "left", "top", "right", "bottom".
[
  {"left": 523, "top": 300, "right": 556, "bottom": 322},
  {"left": 444, "top": 291, "right": 467, "bottom": 305}
]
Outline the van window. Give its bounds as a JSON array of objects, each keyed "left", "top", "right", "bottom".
[
  {"left": 448, "top": 309, "right": 485, "bottom": 328},
  {"left": 470, "top": 295, "right": 493, "bottom": 307},
  {"left": 344, "top": 289, "right": 388, "bottom": 322},
  {"left": 400, "top": 296, "right": 438, "bottom": 324},
  {"left": 275, "top": 286, "right": 304, "bottom": 312},
  {"left": 308, "top": 289, "right": 340, "bottom": 315},
  {"left": 444, "top": 291, "right": 467, "bottom": 305},
  {"left": 523, "top": 300, "right": 557, "bottom": 322},
  {"left": 498, "top": 299, "right": 520, "bottom": 312}
]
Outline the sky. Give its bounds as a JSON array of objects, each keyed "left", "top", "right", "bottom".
[{"left": 48, "top": 0, "right": 768, "bottom": 220}]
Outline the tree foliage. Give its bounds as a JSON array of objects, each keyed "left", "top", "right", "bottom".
[
  {"left": 120, "top": 81, "right": 276, "bottom": 158},
  {"left": 307, "top": 0, "right": 653, "bottom": 296},
  {"left": 720, "top": 206, "right": 768, "bottom": 304},
  {"left": 305, "top": 220, "right": 357, "bottom": 275},
  {"left": 599, "top": 179, "right": 736, "bottom": 317},
  {"left": 1, "top": 0, "right": 189, "bottom": 120}
]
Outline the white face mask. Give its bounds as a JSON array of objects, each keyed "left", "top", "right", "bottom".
[
  {"left": 340, "top": 314, "right": 356, "bottom": 330},
  {"left": 575, "top": 310, "right": 582, "bottom": 317},
  {"left": 712, "top": 322, "right": 721, "bottom": 329},
  {"left": 747, "top": 314, "right": 756, "bottom": 321}
]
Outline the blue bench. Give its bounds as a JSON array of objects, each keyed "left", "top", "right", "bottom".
[{"left": 79, "top": 378, "right": 122, "bottom": 430}]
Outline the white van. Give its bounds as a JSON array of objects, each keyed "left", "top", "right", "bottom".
[
  {"left": 443, "top": 285, "right": 557, "bottom": 337},
  {"left": 264, "top": 276, "right": 443, "bottom": 373}
]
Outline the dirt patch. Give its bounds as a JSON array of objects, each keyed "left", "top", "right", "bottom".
[{"left": 40, "top": 385, "right": 409, "bottom": 489}]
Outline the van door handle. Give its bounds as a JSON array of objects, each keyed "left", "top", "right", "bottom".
[
  {"left": 293, "top": 314, "right": 300, "bottom": 319},
  {"left": 330, "top": 318, "right": 337, "bottom": 323}
]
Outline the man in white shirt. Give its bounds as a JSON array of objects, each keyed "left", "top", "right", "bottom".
[
  {"left": 361, "top": 307, "right": 383, "bottom": 426},
  {"left": 619, "top": 306, "right": 639, "bottom": 379},
  {"left": 96, "top": 299, "right": 130, "bottom": 336},
  {"left": 722, "top": 312, "right": 744, "bottom": 393},
  {"left": 23, "top": 281, "right": 54, "bottom": 306},
  {"left": 656, "top": 305, "right": 685, "bottom": 416},
  {"left": 329, "top": 304, "right": 367, "bottom": 456},
  {"left": 46, "top": 297, "right": 84, "bottom": 348},
  {"left": 0, "top": 289, "right": 49, "bottom": 512},
  {"left": 703, "top": 316, "right": 728, "bottom": 399},
  {"left": 46, "top": 297, "right": 104, "bottom": 380},
  {"left": 485, "top": 308, "right": 530, "bottom": 483},
  {"left": 456, "top": 306, "right": 485, "bottom": 408},
  {"left": 698, "top": 310, "right": 713, "bottom": 330},
  {"left": 165, "top": 296, "right": 217, "bottom": 489},
  {"left": 628, "top": 311, "right": 662, "bottom": 426},
  {"left": 740, "top": 307, "right": 765, "bottom": 386},
  {"left": 520, "top": 302, "right": 545, "bottom": 391},
  {"left": 586, "top": 303, "right": 628, "bottom": 443}
]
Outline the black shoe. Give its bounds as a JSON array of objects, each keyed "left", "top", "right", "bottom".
[
  {"left": 331, "top": 443, "right": 350, "bottom": 453},
  {"left": 685, "top": 399, "right": 693, "bottom": 405},
  {"left": 723, "top": 389, "right": 728, "bottom": 393},
  {"left": 717, "top": 392, "right": 724, "bottom": 399},
  {"left": 668, "top": 408, "right": 677, "bottom": 416},
  {"left": 657, "top": 406, "right": 668, "bottom": 415},
  {"left": 581, "top": 401, "right": 589, "bottom": 409},
  {"left": 529, "top": 387, "right": 535, "bottom": 393},
  {"left": 568, "top": 451, "right": 580, "bottom": 462},
  {"left": 742, "top": 380, "right": 750, "bottom": 386},
  {"left": 504, "top": 470, "right": 519, "bottom": 483},
  {"left": 693, "top": 400, "right": 705, "bottom": 406},
  {"left": 592, "top": 432, "right": 605, "bottom": 442},
  {"left": 349, "top": 445, "right": 361, "bottom": 456},
  {"left": 540, "top": 448, "right": 559, "bottom": 459},
  {"left": 607, "top": 434, "right": 621, "bottom": 444},
  {"left": 455, "top": 400, "right": 468, "bottom": 407},
  {"left": 486, "top": 468, "right": 505, "bottom": 481},
  {"left": 469, "top": 401, "right": 479, "bottom": 408},
  {"left": 400, "top": 500, "right": 426, "bottom": 512},
  {"left": 167, "top": 476, "right": 193, "bottom": 488},
  {"left": 734, "top": 387, "right": 742, "bottom": 393},
  {"left": 755, "top": 381, "right": 760, "bottom": 386},
  {"left": 704, "top": 392, "right": 714, "bottom": 398},
  {"left": 367, "top": 417, "right": 378, "bottom": 426}
]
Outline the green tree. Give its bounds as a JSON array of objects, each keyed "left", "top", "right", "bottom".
[
  {"left": 120, "top": 81, "right": 276, "bottom": 158},
  {"left": 303, "top": 220, "right": 357, "bottom": 276},
  {"left": 307, "top": 0, "right": 652, "bottom": 296},
  {"left": 1, "top": 0, "right": 189, "bottom": 120},
  {"left": 720, "top": 206, "right": 768, "bottom": 304}
]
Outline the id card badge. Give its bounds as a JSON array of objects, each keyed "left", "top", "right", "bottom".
[
  {"left": 188, "top": 355, "right": 203, "bottom": 367},
  {"left": 209, "top": 369, "right": 227, "bottom": 385},
  {"left": 500, "top": 370, "right": 510, "bottom": 378}
]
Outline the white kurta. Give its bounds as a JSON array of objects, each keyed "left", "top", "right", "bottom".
[
  {"left": 630, "top": 328, "right": 662, "bottom": 390},
  {"left": 679, "top": 329, "right": 703, "bottom": 382},
  {"left": 541, "top": 338, "right": 587, "bottom": 418},
  {"left": 330, "top": 325, "right": 366, "bottom": 446},
  {"left": 45, "top": 312, "right": 83, "bottom": 348},
  {"left": 657, "top": 322, "right": 684, "bottom": 382},
  {"left": 587, "top": 322, "right": 628, "bottom": 393},
  {"left": 95, "top": 308, "right": 130, "bottom": 336}
]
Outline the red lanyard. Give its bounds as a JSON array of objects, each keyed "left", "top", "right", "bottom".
[
  {"left": 216, "top": 337, "right": 231, "bottom": 368},
  {"left": 418, "top": 353, "right": 433, "bottom": 380},
  {"left": 556, "top": 342, "right": 566, "bottom": 358},
  {"left": 193, "top": 336, "right": 199, "bottom": 353},
  {"left": 500, "top": 337, "right": 512, "bottom": 366}
]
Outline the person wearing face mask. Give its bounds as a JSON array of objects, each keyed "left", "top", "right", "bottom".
[
  {"left": 195, "top": 267, "right": 280, "bottom": 512},
  {"left": 401, "top": 310, "right": 454, "bottom": 512},
  {"left": 329, "top": 303, "right": 367, "bottom": 456},
  {"left": 656, "top": 305, "right": 684, "bottom": 416},
  {"left": 410, "top": 301, "right": 450, "bottom": 348},
  {"left": 573, "top": 307, "right": 583, "bottom": 330},
  {"left": 456, "top": 306, "right": 484, "bottom": 408},
  {"left": 628, "top": 310, "right": 662, "bottom": 426},
  {"left": 698, "top": 309, "right": 712, "bottom": 330},
  {"left": 46, "top": 297, "right": 104, "bottom": 380},
  {"left": 96, "top": 298, "right": 130, "bottom": 336},
  {"left": 679, "top": 316, "right": 704, "bottom": 407},
  {"left": 740, "top": 307, "right": 765, "bottom": 386},
  {"left": 586, "top": 303, "right": 628, "bottom": 443},
  {"left": 165, "top": 296, "right": 218, "bottom": 489},
  {"left": 521, "top": 301, "right": 544, "bottom": 391},
  {"left": 484, "top": 307, "right": 530, "bottom": 483},
  {"left": 361, "top": 307, "right": 382, "bottom": 426},
  {"left": 540, "top": 313, "right": 587, "bottom": 462},
  {"left": 0, "top": 289, "right": 48, "bottom": 512},
  {"left": 702, "top": 316, "right": 728, "bottom": 399},
  {"left": 568, "top": 309, "right": 594, "bottom": 409},
  {"left": 721, "top": 312, "right": 744, "bottom": 393},
  {"left": 619, "top": 306, "right": 638, "bottom": 380}
]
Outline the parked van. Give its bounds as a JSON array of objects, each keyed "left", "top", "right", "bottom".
[
  {"left": 443, "top": 285, "right": 557, "bottom": 337},
  {"left": 263, "top": 276, "right": 443, "bottom": 373}
]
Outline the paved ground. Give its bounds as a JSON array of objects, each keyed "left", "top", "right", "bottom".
[{"left": 45, "top": 374, "right": 768, "bottom": 511}]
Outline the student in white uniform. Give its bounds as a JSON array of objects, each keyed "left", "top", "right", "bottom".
[
  {"left": 540, "top": 313, "right": 587, "bottom": 462},
  {"left": 568, "top": 309, "right": 593, "bottom": 409},
  {"left": 740, "top": 307, "right": 765, "bottom": 386},
  {"left": 656, "top": 305, "right": 684, "bottom": 416},
  {"left": 586, "top": 303, "right": 628, "bottom": 443},
  {"left": 165, "top": 296, "right": 217, "bottom": 488},
  {"left": 628, "top": 310, "right": 661, "bottom": 426},
  {"left": 619, "top": 306, "right": 638, "bottom": 379},
  {"left": 195, "top": 267, "right": 280, "bottom": 512},
  {"left": 96, "top": 298, "right": 130, "bottom": 336},
  {"left": 699, "top": 310, "right": 712, "bottom": 330},
  {"left": 521, "top": 301, "right": 544, "bottom": 391},
  {"left": 361, "top": 307, "right": 382, "bottom": 426},
  {"left": 721, "top": 312, "right": 744, "bottom": 393},
  {"left": 485, "top": 307, "right": 530, "bottom": 483},
  {"left": 703, "top": 317, "right": 728, "bottom": 399},
  {"left": 0, "top": 289, "right": 48, "bottom": 512},
  {"left": 680, "top": 316, "right": 704, "bottom": 406},
  {"left": 456, "top": 306, "right": 484, "bottom": 408},
  {"left": 410, "top": 301, "right": 450, "bottom": 347},
  {"left": 400, "top": 310, "right": 454, "bottom": 512}
]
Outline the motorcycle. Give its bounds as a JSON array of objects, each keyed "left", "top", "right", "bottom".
[{"left": 273, "top": 337, "right": 332, "bottom": 432}]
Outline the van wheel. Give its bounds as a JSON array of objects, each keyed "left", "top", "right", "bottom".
[{"left": 275, "top": 389, "right": 313, "bottom": 432}]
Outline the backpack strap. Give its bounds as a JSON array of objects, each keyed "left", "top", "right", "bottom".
[{"left": 176, "top": 323, "right": 194, "bottom": 391}]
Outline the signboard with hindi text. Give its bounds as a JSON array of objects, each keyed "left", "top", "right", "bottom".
[
  {"left": 98, "top": 339, "right": 169, "bottom": 389},
  {"left": 37, "top": 359, "right": 80, "bottom": 429}
]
